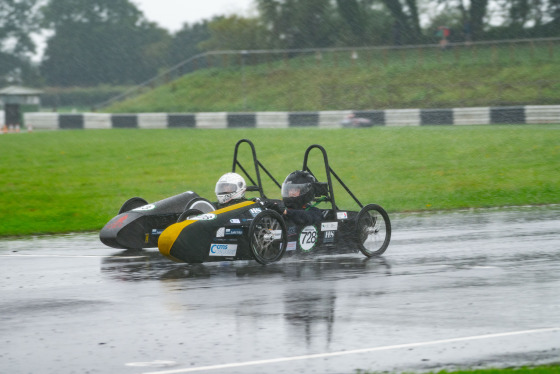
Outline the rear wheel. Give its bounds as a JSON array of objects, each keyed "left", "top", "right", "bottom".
[
  {"left": 356, "top": 204, "right": 391, "bottom": 257},
  {"left": 177, "top": 208, "right": 203, "bottom": 222},
  {"left": 249, "top": 210, "right": 287, "bottom": 264},
  {"left": 118, "top": 197, "right": 148, "bottom": 214},
  {"left": 186, "top": 198, "right": 215, "bottom": 213}
]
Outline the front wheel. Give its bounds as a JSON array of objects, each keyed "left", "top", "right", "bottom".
[
  {"left": 177, "top": 208, "right": 203, "bottom": 222},
  {"left": 118, "top": 197, "right": 149, "bottom": 214},
  {"left": 249, "top": 210, "right": 287, "bottom": 264},
  {"left": 356, "top": 204, "right": 391, "bottom": 257}
]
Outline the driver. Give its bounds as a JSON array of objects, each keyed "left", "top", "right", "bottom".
[
  {"left": 270, "top": 170, "right": 323, "bottom": 226},
  {"left": 215, "top": 172, "right": 247, "bottom": 207}
]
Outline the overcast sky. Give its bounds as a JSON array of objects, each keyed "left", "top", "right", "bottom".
[{"left": 133, "top": 0, "right": 257, "bottom": 32}]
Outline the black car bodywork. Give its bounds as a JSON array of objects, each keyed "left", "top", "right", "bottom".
[
  {"left": 158, "top": 143, "right": 392, "bottom": 264},
  {"left": 99, "top": 139, "right": 279, "bottom": 251}
]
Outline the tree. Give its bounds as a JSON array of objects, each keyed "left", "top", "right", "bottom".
[
  {"left": 0, "top": 0, "right": 40, "bottom": 85},
  {"left": 169, "top": 21, "right": 211, "bottom": 66},
  {"left": 199, "top": 15, "right": 268, "bottom": 51},
  {"left": 434, "top": 0, "right": 488, "bottom": 41},
  {"left": 40, "top": 0, "right": 171, "bottom": 86},
  {"left": 334, "top": 0, "right": 395, "bottom": 46},
  {"left": 256, "top": 0, "right": 337, "bottom": 49},
  {"left": 380, "top": 0, "right": 423, "bottom": 44}
]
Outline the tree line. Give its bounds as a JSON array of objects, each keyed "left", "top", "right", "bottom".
[{"left": 1, "top": 0, "right": 559, "bottom": 88}]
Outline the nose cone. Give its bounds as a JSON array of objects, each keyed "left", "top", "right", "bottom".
[
  {"left": 100, "top": 212, "right": 145, "bottom": 249},
  {"left": 158, "top": 220, "right": 197, "bottom": 262}
]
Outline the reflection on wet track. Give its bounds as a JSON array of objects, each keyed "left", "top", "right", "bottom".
[{"left": 1, "top": 206, "right": 559, "bottom": 374}]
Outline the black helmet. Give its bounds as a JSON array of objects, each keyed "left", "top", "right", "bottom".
[{"left": 281, "top": 170, "right": 316, "bottom": 209}]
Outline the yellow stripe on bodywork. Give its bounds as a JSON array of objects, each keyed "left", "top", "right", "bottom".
[{"left": 158, "top": 200, "right": 256, "bottom": 260}]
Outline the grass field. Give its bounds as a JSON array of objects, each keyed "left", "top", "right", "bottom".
[
  {"left": 0, "top": 125, "right": 559, "bottom": 236},
  {"left": 359, "top": 366, "right": 560, "bottom": 374}
]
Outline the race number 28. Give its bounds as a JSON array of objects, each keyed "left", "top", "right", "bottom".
[{"left": 299, "top": 225, "right": 318, "bottom": 252}]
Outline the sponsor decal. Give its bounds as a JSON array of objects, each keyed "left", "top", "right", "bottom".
[
  {"left": 209, "top": 243, "right": 237, "bottom": 257},
  {"left": 286, "top": 241, "right": 297, "bottom": 251},
  {"left": 230, "top": 219, "right": 241, "bottom": 224},
  {"left": 321, "top": 222, "right": 338, "bottom": 231},
  {"left": 191, "top": 213, "right": 217, "bottom": 221},
  {"left": 216, "top": 227, "right": 225, "bottom": 238},
  {"left": 323, "top": 230, "right": 335, "bottom": 243},
  {"left": 133, "top": 204, "right": 156, "bottom": 211},
  {"left": 151, "top": 228, "right": 164, "bottom": 235},
  {"left": 249, "top": 208, "right": 262, "bottom": 217},
  {"left": 299, "top": 225, "right": 318, "bottom": 252},
  {"left": 145, "top": 233, "right": 149, "bottom": 243},
  {"left": 225, "top": 228, "right": 243, "bottom": 236},
  {"left": 287, "top": 226, "right": 298, "bottom": 236},
  {"left": 337, "top": 211, "right": 348, "bottom": 220},
  {"left": 108, "top": 214, "right": 128, "bottom": 229}
]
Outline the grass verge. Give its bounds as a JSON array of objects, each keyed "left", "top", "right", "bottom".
[
  {"left": 357, "top": 365, "right": 560, "bottom": 374},
  {"left": 0, "top": 125, "right": 558, "bottom": 236}
]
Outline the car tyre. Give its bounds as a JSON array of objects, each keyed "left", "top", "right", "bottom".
[
  {"left": 249, "top": 210, "right": 287, "bottom": 264},
  {"left": 177, "top": 209, "right": 203, "bottom": 222},
  {"left": 356, "top": 204, "right": 391, "bottom": 257},
  {"left": 118, "top": 197, "right": 149, "bottom": 214}
]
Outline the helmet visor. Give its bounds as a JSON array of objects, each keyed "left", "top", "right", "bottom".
[
  {"left": 281, "top": 183, "right": 312, "bottom": 199},
  {"left": 215, "top": 182, "right": 238, "bottom": 195}
]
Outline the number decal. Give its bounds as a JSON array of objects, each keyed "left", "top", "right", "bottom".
[{"left": 299, "top": 226, "right": 318, "bottom": 252}]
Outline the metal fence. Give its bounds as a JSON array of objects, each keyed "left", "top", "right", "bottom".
[{"left": 94, "top": 37, "right": 560, "bottom": 110}]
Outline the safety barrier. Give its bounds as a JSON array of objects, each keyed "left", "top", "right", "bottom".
[{"left": 22, "top": 105, "right": 560, "bottom": 130}]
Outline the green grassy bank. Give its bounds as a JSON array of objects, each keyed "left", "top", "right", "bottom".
[
  {"left": 0, "top": 125, "right": 558, "bottom": 236},
  {"left": 106, "top": 43, "right": 560, "bottom": 113}
]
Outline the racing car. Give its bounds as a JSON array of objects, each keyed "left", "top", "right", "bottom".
[
  {"left": 99, "top": 139, "right": 281, "bottom": 250},
  {"left": 158, "top": 144, "right": 391, "bottom": 264}
]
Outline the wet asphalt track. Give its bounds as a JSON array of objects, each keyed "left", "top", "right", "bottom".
[{"left": 1, "top": 205, "right": 559, "bottom": 374}]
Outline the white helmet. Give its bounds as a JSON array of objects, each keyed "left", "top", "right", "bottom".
[{"left": 215, "top": 172, "right": 246, "bottom": 205}]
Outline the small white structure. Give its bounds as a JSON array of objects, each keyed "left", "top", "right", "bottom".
[{"left": 0, "top": 85, "right": 43, "bottom": 131}]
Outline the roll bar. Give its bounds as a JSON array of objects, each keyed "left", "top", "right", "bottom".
[
  {"left": 302, "top": 144, "right": 363, "bottom": 210},
  {"left": 232, "top": 139, "right": 281, "bottom": 199}
]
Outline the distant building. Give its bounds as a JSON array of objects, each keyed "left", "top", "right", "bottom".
[{"left": 0, "top": 85, "right": 43, "bottom": 128}]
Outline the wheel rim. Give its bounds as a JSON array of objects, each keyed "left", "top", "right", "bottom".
[
  {"left": 251, "top": 215, "right": 284, "bottom": 262},
  {"left": 359, "top": 209, "right": 387, "bottom": 254}
]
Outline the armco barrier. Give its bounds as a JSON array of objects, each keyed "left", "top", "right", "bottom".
[
  {"left": 197, "top": 112, "right": 227, "bottom": 129},
  {"left": 25, "top": 112, "right": 58, "bottom": 130},
  {"left": 385, "top": 109, "right": 420, "bottom": 126},
  {"left": 289, "top": 112, "right": 319, "bottom": 127},
  {"left": 490, "top": 106, "right": 525, "bottom": 124},
  {"left": 453, "top": 107, "right": 490, "bottom": 126},
  {"left": 22, "top": 105, "right": 560, "bottom": 130},
  {"left": 256, "top": 112, "right": 288, "bottom": 128},
  {"left": 112, "top": 114, "right": 137, "bottom": 128},
  {"left": 138, "top": 113, "right": 167, "bottom": 129},
  {"left": 421, "top": 109, "right": 454, "bottom": 126},
  {"left": 168, "top": 113, "right": 196, "bottom": 128},
  {"left": 354, "top": 110, "right": 385, "bottom": 126},
  {"left": 319, "top": 111, "right": 352, "bottom": 128},
  {"left": 59, "top": 114, "right": 83, "bottom": 129},
  {"left": 525, "top": 105, "right": 560, "bottom": 124},
  {"left": 84, "top": 113, "right": 111, "bottom": 129},
  {"left": 228, "top": 113, "right": 256, "bottom": 128}
]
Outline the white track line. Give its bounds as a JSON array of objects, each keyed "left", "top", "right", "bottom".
[
  {"left": 0, "top": 254, "right": 146, "bottom": 259},
  {"left": 144, "top": 327, "right": 560, "bottom": 374}
]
